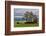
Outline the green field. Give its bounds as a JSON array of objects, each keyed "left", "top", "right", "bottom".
[{"left": 14, "top": 21, "right": 39, "bottom": 27}]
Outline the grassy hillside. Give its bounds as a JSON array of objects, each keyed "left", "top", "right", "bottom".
[{"left": 14, "top": 21, "right": 39, "bottom": 27}]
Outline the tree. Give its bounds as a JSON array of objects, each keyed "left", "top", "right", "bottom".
[
  {"left": 24, "top": 11, "right": 34, "bottom": 22},
  {"left": 33, "top": 15, "right": 38, "bottom": 23},
  {"left": 29, "top": 11, "right": 33, "bottom": 22},
  {"left": 24, "top": 11, "right": 29, "bottom": 22},
  {"left": 24, "top": 11, "right": 38, "bottom": 23}
]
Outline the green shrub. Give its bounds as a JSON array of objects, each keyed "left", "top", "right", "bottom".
[{"left": 17, "top": 22, "right": 19, "bottom": 24}]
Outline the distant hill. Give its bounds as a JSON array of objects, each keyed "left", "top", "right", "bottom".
[
  {"left": 14, "top": 17, "right": 33, "bottom": 21},
  {"left": 14, "top": 17, "right": 25, "bottom": 21}
]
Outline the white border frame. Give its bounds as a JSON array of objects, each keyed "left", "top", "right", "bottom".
[{"left": 11, "top": 5, "right": 42, "bottom": 31}]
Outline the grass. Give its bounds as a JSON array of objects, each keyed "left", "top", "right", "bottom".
[{"left": 14, "top": 21, "right": 39, "bottom": 27}]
